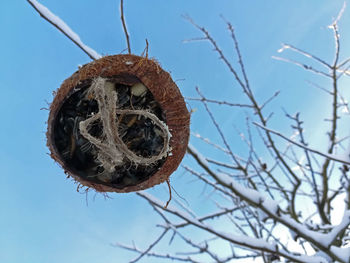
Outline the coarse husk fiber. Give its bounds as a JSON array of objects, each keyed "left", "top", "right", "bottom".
[{"left": 47, "top": 54, "right": 190, "bottom": 193}]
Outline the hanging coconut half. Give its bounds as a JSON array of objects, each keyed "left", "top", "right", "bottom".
[{"left": 47, "top": 54, "right": 190, "bottom": 193}]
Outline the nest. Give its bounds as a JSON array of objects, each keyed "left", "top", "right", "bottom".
[{"left": 47, "top": 54, "right": 190, "bottom": 193}]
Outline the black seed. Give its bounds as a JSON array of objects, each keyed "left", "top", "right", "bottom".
[{"left": 53, "top": 78, "right": 167, "bottom": 189}]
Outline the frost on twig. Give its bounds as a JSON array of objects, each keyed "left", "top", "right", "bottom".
[
  {"left": 253, "top": 122, "right": 350, "bottom": 165},
  {"left": 27, "top": 0, "right": 101, "bottom": 60}
]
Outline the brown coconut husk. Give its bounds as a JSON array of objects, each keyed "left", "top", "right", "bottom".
[{"left": 47, "top": 54, "right": 190, "bottom": 193}]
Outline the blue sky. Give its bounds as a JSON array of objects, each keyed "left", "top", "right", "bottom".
[{"left": 0, "top": 1, "right": 349, "bottom": 262}]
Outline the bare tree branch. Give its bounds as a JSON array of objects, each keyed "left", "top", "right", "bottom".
[
  {"left": 272, "top": 56, "right": 332, "bottom": 78},
  {"left": 185, "top": 97, "right": 253, "bottom": 108},
  {"left": 27, "top": 2, "right": 350, "bottom": 261},
  {"left": 120, "top": 0, "right": 131, "bottom": 54},
  {"left": 27, "top": 0, "right": 101, "bottom": 60},
  {"left": 253, "top": 122, "right": 350, "bottom": 165},
  {"left": 277, "top": 43, "right": 332, "bottom": 69},
  {"left": 137, "top": 191, "right": 341, "bottom": 263}
]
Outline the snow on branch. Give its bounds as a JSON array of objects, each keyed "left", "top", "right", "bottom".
[
  {"left": 277, "top": 43, "right": 332, "bottom": 69},
  {"left": 137, "top": 191, "right": 332, "bottom": 263},
  {"left": 271, "top": 55, "right": 332, "bottom": 78},
  {"left": 330, "top": 246, "right": 350, "bottom": 263},
  {"left": 324, "top": 210, "right": 350, "bottom": 247},
  {"left": 27, "top": 0, "right": 102, "bottom": 60},
  {"left": 187, "top": 144, "right": 350, "bottom": 262}
]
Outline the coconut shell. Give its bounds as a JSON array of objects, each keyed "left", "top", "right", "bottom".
[{"left": 47, "top": 54, "right": 190, "bottom": 193}]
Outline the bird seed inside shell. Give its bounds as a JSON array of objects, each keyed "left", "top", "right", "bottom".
[
  {"left": 53, "top": 78, "right": 169, "bottom": 188},
  {"left": 131, "top": 83, "right": 148, "bottom": 97}
]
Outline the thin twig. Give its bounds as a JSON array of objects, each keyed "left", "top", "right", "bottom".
[
  {"left": 329, "top": 1, "right": 347, "bottom": 27},
  {"left": 116, "top": 242, "right": 200, "bottom": 262},
  {"left": 285, "top": 111, "right": 320, "bottom": 206},
  {"left": 195, "top": 87, "right": 243, "bottom": 168},
  {"left": 223, "top": 17, "right": 253, "bottom": 95},
  {"left": 186, "top": 97, "right": 253, "bottom": 108},
  {"left": 120, "top": 0, "right": 131, "bottom": 54},
  {"left": 129, "top": 228, "right": 169, "bottom": 263},
  {"left": 191, "top": 132, "right": 230, "bottom": 155},
  {"left": 164, "top": 179, "right": 172, "bottom": 209},
  {"left": 259, "top": 91, "right": 281, "bottom": 111},
  {"left": 278, "top": 43, "right": 332, "bottom": 69},
  {"left": 140, "top": 39, "right": 149, "bottom": 58},
  {"left": 253, "top": 122, "right": 350, "bottom": 165},
  {"left": 337, "top": 63, "right": 350, "bottom": 79},
  {"left": 306, "top": 80, "right": 333, "bottom": 95},
  {"left": 183, "top": 15, "right": 250, "bottom": 98},
  {"left": 272, "top": 56, "right": 332, "bottom": 78},
  {"left": 27, "top": 0, "right": 101, "bottom": 60},
  {"left": 338, "top": 57, "right": 350, "bottom": 69}
]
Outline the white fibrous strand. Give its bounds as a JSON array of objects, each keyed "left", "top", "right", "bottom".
[{"left": 79, "top": 77, "right": 171, "bottom": 172}]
